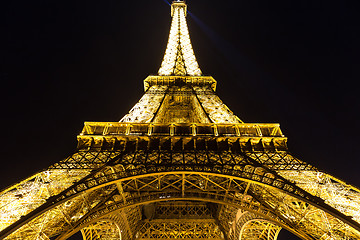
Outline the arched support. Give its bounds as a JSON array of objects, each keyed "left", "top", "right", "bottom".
[
  {"left": 1, "top": 150, "right": 360, "bottom": 240},
  {"left": 55, "top": 192, "right": 309, "bottom": 240},
  {"left": 234, "top": 211, "right": 281, "bottom": 240}
]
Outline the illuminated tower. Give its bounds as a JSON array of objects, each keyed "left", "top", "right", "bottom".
[{"left": 1, "top": 1, "right": 360, "bottom": 239}]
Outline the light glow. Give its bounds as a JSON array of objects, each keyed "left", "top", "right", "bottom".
[{"left": 158, "top": 3, "right": 201, "bottom": 76}]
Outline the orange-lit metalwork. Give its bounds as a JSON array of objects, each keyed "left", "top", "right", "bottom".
[{"left": 1, "top": 0, "right": 360, "bottom": 239}]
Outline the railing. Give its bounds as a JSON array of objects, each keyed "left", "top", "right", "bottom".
[
  {"left": 143, "top": 75, "right": 217, "bottom": 91},
  {"left": 80, "top": 122, "right": 284, "bottom": 138}
]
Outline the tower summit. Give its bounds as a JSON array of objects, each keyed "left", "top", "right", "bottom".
[
  {"left": 158, "top": 0, "right": 201, "bottom": 76},
  {"left": 1, "top": 1, "right": 360, "bottom": 240}
]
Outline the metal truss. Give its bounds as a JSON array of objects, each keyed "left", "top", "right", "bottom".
[
  {"left": 234, "top": 211, "right": 281, "bottom": 240},
  {"left": 241, "top": 221, "right": 280, "bottom": 240},
  {"left": 133, "top": 202, "right": 224, "bottom": 239},
  {"left": 216, "top": 205, "right": 238, "bottom": 239},
  {"left": 193, "top": 86, "right": 242, "bottom": 124},
  {"left": 143, "top": 76, "right": 217, "bottom": 92},
  {"left": 1, "top": 148, "right": 359, "bottom": 239},
  {"left": 151, "top": 86, "right": 211, "bottom": 123},
  {"left": 1, "top": 0, "right": 360, "bottom": 239},
  {"left": 81, "top": 219, "right": 121, "bottom": 240},
  {"left": 151, "top": 202, "right": 214, "bottom": 219},
  {"left": 135, "top": 219, "right": 224, "bottom": 239},
  {"left": 119, "top": 84, "right": 243, "bottom": 124},
  {"left": 158, "top": 1, "right": 201, "bottom": 76},
  {"left": 120, "top": 86, "right": 167, "bottom": 123}
]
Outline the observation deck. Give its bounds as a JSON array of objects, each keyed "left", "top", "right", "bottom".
[{"left": 77, "top": 122, "right": 287, "bottom": 151}]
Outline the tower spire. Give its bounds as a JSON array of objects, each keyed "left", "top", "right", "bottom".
[{"left": 158, "top": 0, "right": 202, "bottom": 76}]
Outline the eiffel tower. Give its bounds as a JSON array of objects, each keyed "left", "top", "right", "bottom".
[{"left": 1, "top": 1, "right": 360, "bottom": 239}]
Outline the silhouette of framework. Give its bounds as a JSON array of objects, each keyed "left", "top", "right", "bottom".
[{"left": 1, "top": 1, "right": 360, "bottom": 239}]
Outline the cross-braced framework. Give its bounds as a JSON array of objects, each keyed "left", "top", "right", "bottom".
[
  {"left": 1, "top": 0, "right": 360, "bottom": 239},
  {"left": 235, "top": 211, "right": 282, "bottom": 240},
  {"left": 81, "top": 220, "right": 121, "bottom": 240},
  {"left": 158, "top": 1, "right": 201, "bottom": 76}
]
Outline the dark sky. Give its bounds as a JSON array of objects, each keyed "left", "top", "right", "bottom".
[{"left": 1, "top": 0, "right": 359, "bottom": 239}]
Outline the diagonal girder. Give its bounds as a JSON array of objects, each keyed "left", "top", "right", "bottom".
[{"left": 1, "top": 150, "right": 360, "bottom": 240}]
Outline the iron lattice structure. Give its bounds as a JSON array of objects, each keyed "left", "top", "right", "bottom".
[{"left": 1, "top": 1, "right": 360, "bottom": 239}]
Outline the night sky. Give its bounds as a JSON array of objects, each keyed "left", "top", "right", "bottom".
[{"left": 1, "top": 0, "right": 360, "bottom": 239}]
